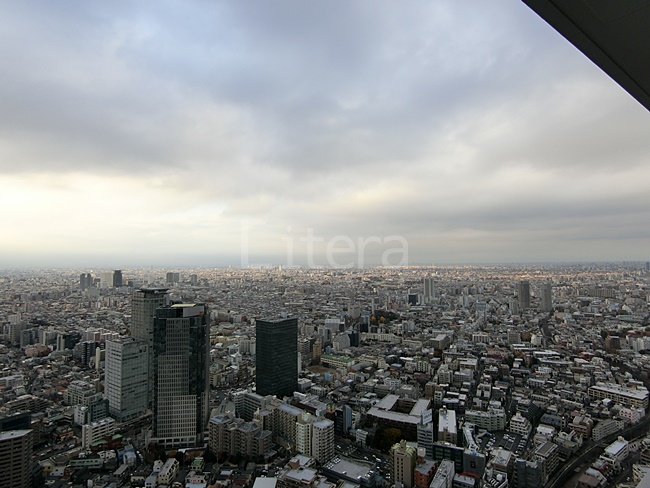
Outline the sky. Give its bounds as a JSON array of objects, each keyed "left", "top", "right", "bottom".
[{"left": 1, "top": 1, "right": 650, "bottom": 268}]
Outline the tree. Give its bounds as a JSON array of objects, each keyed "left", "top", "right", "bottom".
[
  {"left": 373, "top": 426, "right": 403, "bottom": 451},
  {"left": 173, "top": 450, "right": 185, "bottom": 465},
  {"left": 203, "top": 449, "right": 217, "bottom": 463},
  {"left": 384, "top": 428, "right": 402, "bottom": 448},
  {"left": 146, "top": 442, "right": 166, "bottom": 463}
]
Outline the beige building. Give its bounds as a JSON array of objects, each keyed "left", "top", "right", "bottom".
[
  {"left": 509, "top": 412, "right": 532, "bottom": 436},
  {"left": 82, "top": 417, "right": 116, "bottom": 449},
  {"left": 272, "top": 403, "right": 303, "bottom": 446},
  {"left": 208, "top": 413, "right": 271, "bottom": 459},
  {"left": 568, "top": 415, "right": 594, "bottom": 439},
  {"left": 391, "top": 440, "right": 417, "bottom": 488},
  {"left": 295, "top": 413, "right": 314, "bottom": 457}
]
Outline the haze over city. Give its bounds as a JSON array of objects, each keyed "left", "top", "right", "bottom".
[{"left": 2, "top": 1, "right": 650, "bottom": 267}]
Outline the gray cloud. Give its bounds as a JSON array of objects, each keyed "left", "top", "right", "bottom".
[{"left": 0, "top": 1, "right": 648, "bottom": 265}]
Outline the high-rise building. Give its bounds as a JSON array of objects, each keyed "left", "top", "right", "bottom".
[
  {"left": 541, "top": 282, "right": 552, "bottom": 313},
  {"left": 272, "top": 403, "right": 303, "bottom": 445},
  {"left": 334, "top": 405, "right": 353, "bottom": 436},
  {"left": 423, "top": 277, "right": 435, "bottom": 301},
  {"left": 104, "top": 337, "right": 149, "bottom": 421},
  {"left": 73, "top": 341, "right": 97, "bottom": 367},
  {"left": 208, "top": 413, "right": 234, "bottom": 455},
  {"left": 80, "top": 273, "right": 94, "bottom": 290},
  {"left": 100, "top": 271, "right": 114, "bottom": 289},
  {"left": 509, "top": 298, "right": 520, "bottom": 316},
  {"left": 233, "top": 390, "right": 271, "bottom": 422},
  {"left": 166, "top": 272, "right": 180, "bottom": 284},
  {"left": 417, "top": 419, "right": 435, "bottom": 459},
  {"left": 131, "top": 288, "right": 168, "bottom": 405},
  {"left": 113, "top": 270, "right": 123, "bottom": 288},
  {"left": 208, "top": 413, "right": 270, "bottom": 459},
  {"left": 391, "top": 439, "right": 417, "bottom": 488},
  {"left": 151, "top": 304, "right": 209, "bottom": 448},
  {"left": 0, "top": 429, "right": 33, "bottom": 488},
  {"left": 517, "top": 280, "right": 531, "bottom": 310},
  {"left": 296, "top": 412, "right": 314, "bottom": 456},
  {"left": 255, "top": 317, "right": 298, "bottom": 398},
  {"left": 0, "top": 413, "right": 31, "bottom": 432},
  {"left": 311, "top": 419, "right": 334, "bottom": 463}
]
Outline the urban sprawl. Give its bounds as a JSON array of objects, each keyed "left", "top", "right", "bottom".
[{"left": 2, "top": 264, "right": 650, "bottom": 488}]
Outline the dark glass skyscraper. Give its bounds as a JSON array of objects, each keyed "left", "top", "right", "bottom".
[
  {"left": 113, "top": 270, "right": 123, "bottom": 288},
  {"left": 151, "top": 304, "right": 209, "bottom": 448},
  {"left": 256, "top": 317, "right": 298, "bottom": 398}
]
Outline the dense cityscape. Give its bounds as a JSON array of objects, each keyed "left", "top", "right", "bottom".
[
  {"left": 2, "top": 1, "right": 650, "bottom": 488},
  {"left": 2, "top": 263, "right": 650, "bottom": 487}
]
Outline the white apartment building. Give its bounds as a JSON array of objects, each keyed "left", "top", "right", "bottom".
[
  {"left": 509, "top": 412, "right": 532, "bottom": 436},
  {"left": 82, "top": 418, "right": 116, "bottom": 449},
  {"left": 312, "top": 419, "right": 334, "bottom": 463},
  {"left": 295, "top": 413, "right": 313, "bottom": 456},
  {"left": 465, "top": 408, "right": 506, "bottom": 431},
  {"left": 438, "top": 408, "right": 457, "bottom": 444}
]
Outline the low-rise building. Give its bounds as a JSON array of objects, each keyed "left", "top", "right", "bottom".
[
  {"left": 438, "top": 408, "right": 457, "bottom": 444},
  {"left": 568, "top": 415, "right": 594, "bottom": 439},
  {"left": 591, "top": 419, "right": 625, "bottom": 442},
  {"left": 430, "top": 459, "right": 454, "bottom": 488},
  {"left": 158, "top": 458, "right": 179, "bottom": 486},
  {"left": 465, "top": 408, "right": 506, "bottom": 431},
  {"left": 82, "top": 418, "right": 116, "bottom": 449},
  {"left": 588, "top": 383, "right": 649, "bottom": 410},
  {"left": 509, "top": 412, "right": 532, "bottom": 436},
  {"left": 533, "top": 441, "right": 559, "bottom": 480},
  {"left": 414, "top": 459, "right": 437, "bottom": 488}
]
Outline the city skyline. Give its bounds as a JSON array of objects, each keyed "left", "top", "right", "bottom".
[
  {"left": 2, "top": 263, "right": 650, "bottom": 484},
  {"left": 2, "top": 1, "right": 650, "bottom": 267}
]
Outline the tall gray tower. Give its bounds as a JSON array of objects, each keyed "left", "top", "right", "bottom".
[
  {"left": 541, "top": 282, "right": 552, "bottom": 313},
  {"left": 131, "top": 288, "right": 168, "bottom": 405},
  {"left": 423, "top": 277, "right": 435, "bottom": 302},
  {"left": 517, "top": 280, "right": 531, "bottom": 310},
  {"left": 104, "top": 337, "right": 148, "bottom": 421}
]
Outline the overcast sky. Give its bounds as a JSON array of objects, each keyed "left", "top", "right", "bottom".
[{"left": 2, "top": 1, "right": 650, "bottom": 268}]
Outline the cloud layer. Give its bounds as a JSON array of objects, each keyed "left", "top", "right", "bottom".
[{"left": 1, "top": 1, "right": 650, "bottom": 267}]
